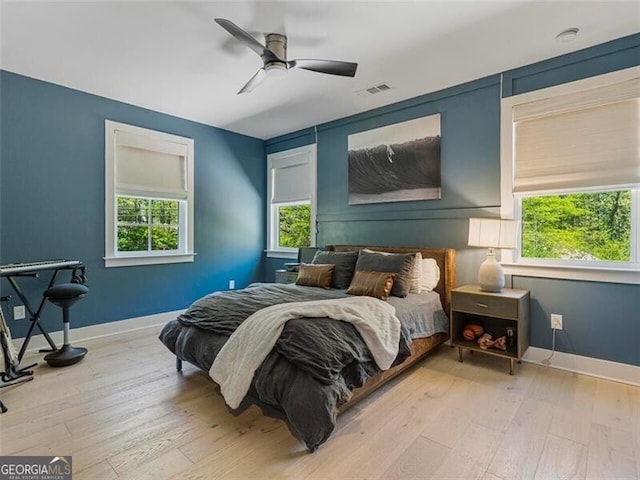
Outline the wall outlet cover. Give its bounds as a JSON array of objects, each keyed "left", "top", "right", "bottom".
[{"left": 14, "top": 305, "right": 26, "bottom": 320}]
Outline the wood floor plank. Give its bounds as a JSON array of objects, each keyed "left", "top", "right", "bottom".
[
  {"left": 527, "top": 365, "right": 569, "bottom": 404},
  {"left": 420, "top": 375, "right": 522, "bottom": 449},
  {"left": 533, "top": 434, "right": 587, "bottom": 480},
  {"left": 586, "top": 423, "right": 637, "bottom": 480},
  {"left": 592, "top": 378, "right": 632, "bottom": 432},
  {"left": 487, "top": 398, "right": 554, "bottom": 480},
  {"left": 73, "top": 460, "right": 118, "bottom": 480},
  {"left": 417, "top": 377, "right": 479, "bottom": 448},
  {"left": 549, "top": 373, "right": 596, "bottom": 446},
  {"left": 482, "top": 473, "right": 507, "bottom": 480},
  {"left": 0, "top": 421, "right": 71, "bottom": 456},
  {"left": 378, "top": 435, "right": 450, "bottom": 480},
  {"left": 430, "top": 422, "right": 503, "bottom": 480},
  {"left": 115, "top": 448, "right": 194, "bottom": 480}
]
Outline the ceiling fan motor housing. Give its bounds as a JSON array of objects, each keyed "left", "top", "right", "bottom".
[{"left": 265, "top": 33, "right": 287, "bottom": 63}]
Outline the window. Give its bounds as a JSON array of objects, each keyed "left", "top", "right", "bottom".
[
  {"left": 520, "top": 190, "right": 632, "bottom": 263},
  {"left": 267, "top": 145, "right": 316, "bottom": 258},
  {"left": 501, "top": 67, "right": 639, "bottom": 283},
  {"left": 105, "top": 120, "right": 195, "bottom": 267},
  {"left": 117, "top": 198, "right": 180, "bottom": 252}
]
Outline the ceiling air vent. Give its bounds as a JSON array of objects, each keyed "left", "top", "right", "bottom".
[{"left": 357, "top": 82, "right": 392, "bottom": 97}]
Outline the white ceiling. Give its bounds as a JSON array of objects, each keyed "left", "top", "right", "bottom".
[{"left": 1, "top": 1, "right": 638, "bottom": 140}]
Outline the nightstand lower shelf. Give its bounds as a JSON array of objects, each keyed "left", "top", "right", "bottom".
[{"left": 455, "top": 344, "right": 521, "bottom": 375}]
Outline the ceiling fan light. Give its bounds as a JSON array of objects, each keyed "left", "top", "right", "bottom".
[{"left": 265, "top": 63, "right": 287, "bottom": 78}]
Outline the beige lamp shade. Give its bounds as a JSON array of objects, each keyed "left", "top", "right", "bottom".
[
  {"left": 468, "top": 218, "right": 519, "bottom": 292},
  {"left": 468, "top": 218, "right": 519, "bottom": 249}
]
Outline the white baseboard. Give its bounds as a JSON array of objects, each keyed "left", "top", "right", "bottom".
[
  {"left": 523, "top": 346, "right": 640, "bottom": 387},
  {"left": 12, "top": 309, "right": 186, "bottom": 354}
]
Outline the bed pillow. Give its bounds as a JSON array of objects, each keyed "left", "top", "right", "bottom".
[
  {"left": 355, "top": 250, "right": 415, "bottom": 297},
  {"left": 409, "top": 252, "right": 423, "bottom": 293},
  {"left": 295, "top": 263, "right": 334, "bottom": 289},
  {"left": 346, "top": 270, "right": 396, "bottom": 301},
  {"left": 364, "top": 249, "right": 423, "bottom": 294},
  {"left": 420, "top": 258, "right": 441, "bottom": 292},
  {"left": 311, "top": 250, "right": 359, "bottom": 289}
]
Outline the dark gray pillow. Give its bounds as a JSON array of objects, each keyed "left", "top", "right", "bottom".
[
  {"left": 311, "top": 250, "right": 359, "bottom": 289},
  {"left": 354, "top": 250, "right": 416, "bottom": 297}
]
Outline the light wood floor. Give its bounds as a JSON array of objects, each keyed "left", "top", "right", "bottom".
[{"left": 1, "top": 326, "right": 638, "bottom": 480}]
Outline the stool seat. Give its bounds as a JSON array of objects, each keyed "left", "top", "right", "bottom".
[
  {"left": 44, "top": 283, "right": 88, "bottom": 300},
  {"left": 43, "top": 283, "right": 88, "bottom": 367}
]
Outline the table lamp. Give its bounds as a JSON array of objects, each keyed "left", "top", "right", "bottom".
[{"left": 468, "top": 218, "right": 519, "bottom": 292}]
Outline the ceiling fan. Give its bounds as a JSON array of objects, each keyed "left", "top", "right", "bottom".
[{"left": 215, "top": 18, "right": 358, "bottom": 94}]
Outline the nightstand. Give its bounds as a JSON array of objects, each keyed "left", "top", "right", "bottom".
[
  {"left": 275, "top": 269, "right": 298, "bottom": 284},
  {"left": 450, "top": 285, "right": 530, "bottom": 375}
]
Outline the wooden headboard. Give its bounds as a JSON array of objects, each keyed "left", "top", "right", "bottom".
[{"left": 325, "top": 245, "right": 456, "bottom": 316}]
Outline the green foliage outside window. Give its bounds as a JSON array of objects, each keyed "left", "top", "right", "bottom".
[
  {"left": 278, "top": 204, "right": 311, "bottom": 248},
  {"left": 521, "top": 190, "right": 631, "bottom": 261},
  {"left": 117, "top": 197, "right": 179, "bottom": 252}
]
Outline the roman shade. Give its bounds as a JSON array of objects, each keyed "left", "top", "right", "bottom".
[
  {"left": 271, "top": 156, "right": 312, "bottom": 204},
  {"left": 114, "top": 130, "right": 188, "bottom": 199},
  {"left": 512, "top": 76, "right": 640, "bottom": 193}
]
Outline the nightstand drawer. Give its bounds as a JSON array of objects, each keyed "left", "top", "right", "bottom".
[{"left": 452, "top": 291, "right": 518, "bottom": 319}]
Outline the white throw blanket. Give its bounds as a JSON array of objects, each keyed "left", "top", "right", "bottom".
[{"left": 210, "top": 296, "right": 401, "bottom": 409}]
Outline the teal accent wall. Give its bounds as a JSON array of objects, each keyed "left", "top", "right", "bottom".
[
  {"left": 266, "top": 33, "right": 640, "bottom": 367},
  {"left": 0, "top": 71, "right": 266, "bottom": 338}
]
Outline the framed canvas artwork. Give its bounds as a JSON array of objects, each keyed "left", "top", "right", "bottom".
[{"left": 348, "top": 114, "right": 441, "bottom": 205}]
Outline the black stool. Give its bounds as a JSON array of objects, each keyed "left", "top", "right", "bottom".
[{"left": 43, "top": 283, "right": 88, "bottom": 367}]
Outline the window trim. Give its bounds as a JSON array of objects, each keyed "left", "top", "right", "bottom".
[
  {"left": 266, "top": 144, "right": 317, "bottom": 258},
  {"left": 105, "top": 120, "right": 195, "bottom": 268},
  {"left": 500, "top": 67, "right": 640, "bottom": 284}
]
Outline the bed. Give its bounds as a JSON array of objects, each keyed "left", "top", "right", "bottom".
[{"left": 159, "top": 245, "right": 455, "bottom": 451}]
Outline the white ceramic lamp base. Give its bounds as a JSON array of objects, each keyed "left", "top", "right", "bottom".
[{"left": 478, "top": 251, "right": 505, "bottom": 292}]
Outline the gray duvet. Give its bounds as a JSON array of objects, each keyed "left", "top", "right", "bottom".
[{"left": 159, "top": 283, "right": 445, "bottom": 451}]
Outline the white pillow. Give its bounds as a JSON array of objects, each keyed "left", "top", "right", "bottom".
[
  {"left": 420, "top": 258, "right": 440, "bottom": 292},
  {"left": 409, "top": 252, "right": 423, "bottom": 294}
]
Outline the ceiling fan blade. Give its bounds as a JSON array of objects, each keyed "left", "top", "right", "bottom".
[
  {"left": 214, "top": 18, "right": 279, "bottom": 62},
  {"left": 288, "top": 59, "right": 358, "bottom": 77},
  {"left": 238, "top": 68, "right": 267, "bottom": 94}
]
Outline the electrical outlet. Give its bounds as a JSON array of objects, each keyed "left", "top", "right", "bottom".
[
  {"left": 13, "top": 305, "right": 26, "bottom": 320},
  {"left": 551, "top": 313, "right": 563, "bottom": 330},
  {"left": 229, "top": 280, "right": 235, "bottom": 290}
]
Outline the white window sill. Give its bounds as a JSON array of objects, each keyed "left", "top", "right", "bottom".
[
  {"left": 265, "top": 250, "right": 298, "bottom": 260},
  {"left": 502, "top": 262, "right": 639, "bottom": 285},
  {"left": 104, "top": 252, "right": 195, "bottom": 268}
]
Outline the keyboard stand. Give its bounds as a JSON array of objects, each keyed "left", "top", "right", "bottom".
[
  {"left": 5, "top": 268, "right": 76, "bottom": 362},
  {"left": 0, "top": 261, "right": 83, "bottom": 363}
]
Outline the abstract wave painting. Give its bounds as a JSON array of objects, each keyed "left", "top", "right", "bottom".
[{"left": 348, "top": 114, "right": 441, "bottom": 205}]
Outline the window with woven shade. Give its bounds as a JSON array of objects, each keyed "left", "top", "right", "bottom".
[
  {"left": 105, "top": 121, "right": 195, "bottom": 267},
  {"left": 500, "top": 67, "right": 639, "bottom": 284}
]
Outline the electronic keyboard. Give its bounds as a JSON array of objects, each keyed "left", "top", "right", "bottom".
[{"left": 0, "top": 260, "right": 80, "bottom": 275}]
